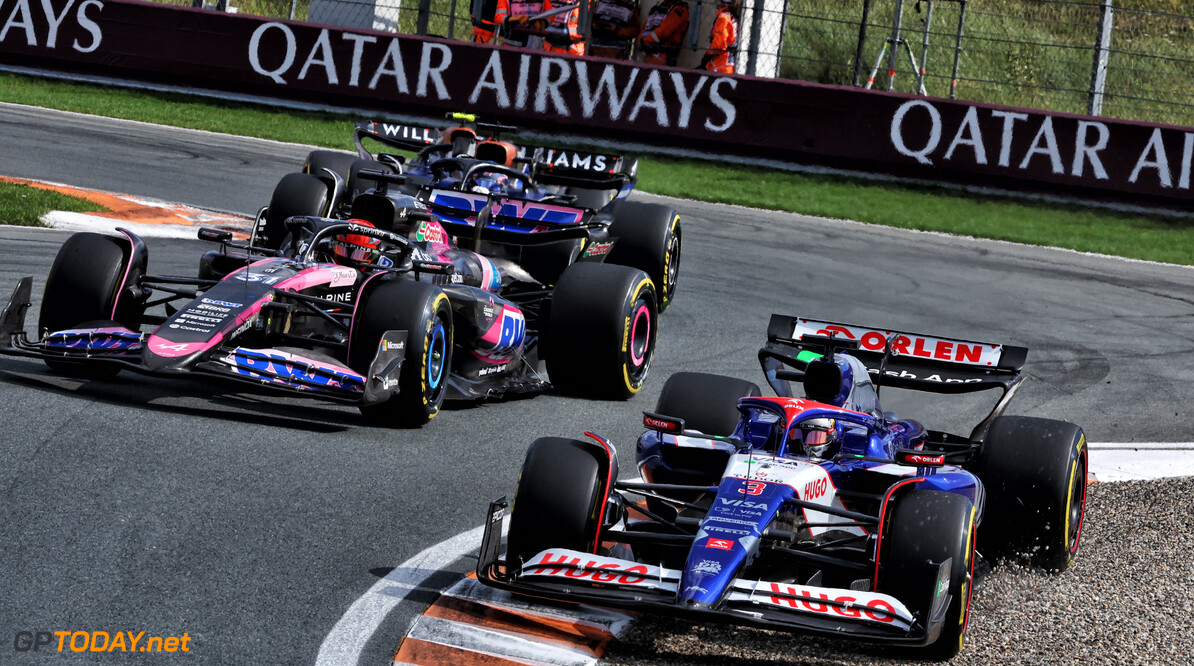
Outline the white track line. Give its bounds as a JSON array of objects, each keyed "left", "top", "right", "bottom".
[
  {"left": 42, "top": 212, "right": 210, "bottom": 239},
  {"left": 407, "top": 614, "right": 597, "bottom": 666},
  {"left": 1088, "top": 442, "right": 1194, "bottom": 483},
  {"left": 314, "top": 525, "right": 486, "bottom": 666}
]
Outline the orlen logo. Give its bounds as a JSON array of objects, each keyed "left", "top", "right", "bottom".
[
  {"left": 793, "top": 319, "right": 1002, "bottom": 366},
  {"left": 903, "top": 453, "right": 945, "bottom": 466},
  {"left": 768, "top": 583, "right": 899, "bottom": 622},
  {"left": 706, "top": 538, "right": 734, "bottom": 550},
  {"left": 526, "top": 552, "right": 649, "bottom": 584},
  {"left": 802, "top": 478, "right": 828, "bottom": 500}
]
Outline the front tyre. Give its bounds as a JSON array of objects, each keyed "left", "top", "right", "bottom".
[
  {"left": 39, "top": 232, "right": 146, "bottom": 378},
  {"left": 349, "top": 278, "right": 452, "bottom": 428},
  {"left": 261, "top": 172, "right": 330, "bottom": 250},
  {"left": 878, "top": 489, "right": 976, "bottom": 661},
  {"left": 505, "top": 437, "right": 609, "bottom": 567},
  {"left": 654, "top": 372, "right": 761, "bottom": 436},
  {"left": 970, "top": 416, "right": 1088, "bottom": 572},
  {"left": 544, "top": 263, "right": 657, "bottom": 400}
]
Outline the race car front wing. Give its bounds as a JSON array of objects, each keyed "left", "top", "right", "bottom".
[
  {"left": 0, "top": 277, "right": 409, "bottom": 406},
  {"left": 476, "top": 499, "right": 950, "bottom": 645}
]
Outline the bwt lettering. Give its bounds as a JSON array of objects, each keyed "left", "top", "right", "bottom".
[{"left": 13, "top": 630, "right": 192, "bottom": 653}]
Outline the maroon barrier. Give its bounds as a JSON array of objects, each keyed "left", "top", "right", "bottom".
[{"left": 2, "top": 0, "right": 1192, "bottom": 208}]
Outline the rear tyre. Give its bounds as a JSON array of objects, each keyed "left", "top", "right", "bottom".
[
  {"left": 565, "top": 187, "right": 616, "bottom": 210},
  {"left": 969, "top": 416, "right": 1088, "bottom": 572},
  {"left": 607, "top": 201, "right": 681, "bottom": 313},
  {"left": 347, "top": 158, "right": 388, "bottom": 201},
  {"left": 349, "top": 278, "right": 452, "bottom": 428},
  {"left": 39, "top": 233, "right": 145, "bottom": 378},
  {"left": 261, "top": 172, "right": 330, "bottom": 250},
  {"left": 506, "top": 437, "right": 607, "bottom": 567},
  {"left": 544, "top": 263, "right": 657, "bottom": 400},
  {"left": 655, "top": 372, "right": 761, "bottom": 436},
  {"left": 878, "top": 489, "right": 976, "bottom": 661},
  {"left": 518, "top": 239, "right": 583, "bottom": 286},
  {"left": 304, "top": 150, "right": 358, "bottom": 185}
]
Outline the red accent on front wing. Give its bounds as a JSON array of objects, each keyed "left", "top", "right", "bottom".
[{"left": 584, "top": 431, "right": 617, "bottom": 554}]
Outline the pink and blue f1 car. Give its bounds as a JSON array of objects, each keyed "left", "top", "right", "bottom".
[
  {"left": 477, "top": 314, "right": 1088, "bottom": 658},
  {"left": 0, "top": 213, "right": 659, "bottom": 427}
]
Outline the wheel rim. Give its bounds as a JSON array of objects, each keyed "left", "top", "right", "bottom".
[
  {"left": 663, "top": 229, "right": 680, "bottom": 302},
  {"left": 427, "top": 319, "right": 447, "bottom": 391},
  {"left": 627, "top": 300, "right": 652, "bottom": 382}
]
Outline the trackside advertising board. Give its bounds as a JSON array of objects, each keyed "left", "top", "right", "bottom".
[{"left": 2, "top": 0, "right": 1192, "bottom": 207}]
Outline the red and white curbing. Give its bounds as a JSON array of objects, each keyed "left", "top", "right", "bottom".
[{"left": 394, "top": 575, "right": 634, "bottom": 666}]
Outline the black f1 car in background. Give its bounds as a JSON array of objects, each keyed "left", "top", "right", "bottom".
[
  {"left": 258, "top": 113, "right": 682, "bottom": 312},
  {"left": 0, "top": 215, "right": 659, "bottom": 426},
  {"left": 478, "top": 314, "right": 1088, "bottom": 659}
]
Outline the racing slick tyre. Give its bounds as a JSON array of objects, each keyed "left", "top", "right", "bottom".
[
  {"left": 969, "top": 416, "right": 1088, "bottom": 572},
  {"left": 261, "top": 172, "right": 330, "bottom": 250},
  {"left": 349, "top": 278, "right": 452, "bottom": 428},
  {"left": 655, "top": 372, "right": 762, "bottom": 436},
  {"left": 565, "top": 187, "right": 616, "bottom": 210},
  {"left": 606, "top": 201, "right": 681, "bottom": 313},
  {"left": 347, "top": 159, "right": 388, "bottom": 202},
  {"left": 878, "top": 489, "right": 977, "bottom": 661},
  {"left": 518, "top": 239, "right": 584, "bottom": 286},
  {"left": 304, "top": 150, "right": 358, "bottom": 186},
  {"left": 39, "top": 232, "right": 146, "bottom": 379},
  {"left": 544, "top": 263, "right": 657, "bottom": 400},
  {"left": 506, "top": 437, "right": 609, "bottom": 567}
]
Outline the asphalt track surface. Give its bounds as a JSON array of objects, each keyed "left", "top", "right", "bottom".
[{"left": 2, "top": 105, "right": 1194, "bottom": 664}]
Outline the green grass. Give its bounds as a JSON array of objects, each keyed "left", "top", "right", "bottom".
[
  {"left": 2, "top": 71, "right": 1193, "bottom": 265},
  {"left": 0, "top": 181, "right": 106, "bottom": 227}
]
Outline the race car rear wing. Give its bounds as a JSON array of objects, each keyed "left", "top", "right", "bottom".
[
  {"left": 353, "top": 120, "right": 442, "bottom": 156},
  {"left": 758, "top": 314, "right": 1028, "bottom": 443},
  {"left": 759, "top": 314, "right": 1027, "bottom": 396},
  {"left": 525, "top": 147, "right": 636, "bottom": 189}
]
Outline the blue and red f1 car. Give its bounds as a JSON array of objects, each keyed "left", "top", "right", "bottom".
[{"left": 478, "top": 314, "right": 1088, "bottom": 658}]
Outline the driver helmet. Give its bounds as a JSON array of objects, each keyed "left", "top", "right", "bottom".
[
  {"left": 332, "top": 219, "right": 382, "bottom": 269},
  {"left": 791, "top": 418, "right": 840, "bottom": 460},
  {"left": 470, "top": 172, "right": 512, "bottom": 195}
]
